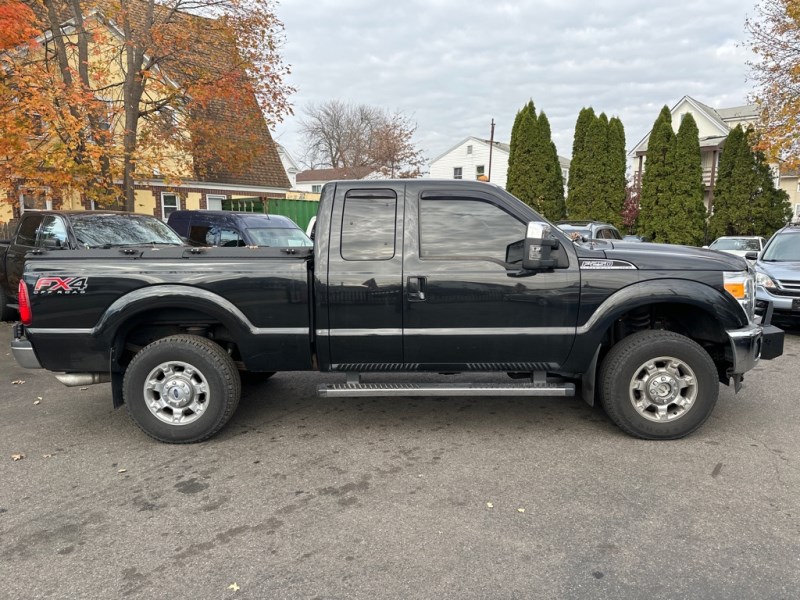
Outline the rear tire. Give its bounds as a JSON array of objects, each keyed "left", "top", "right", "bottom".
[
  {"left": 598, "top": 330, "right": 718, "bottom": 440},
  {"left": 123, "top": 335, "right": 240, "bottom": 443}
]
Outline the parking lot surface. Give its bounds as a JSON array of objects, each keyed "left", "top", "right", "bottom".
[{"left": 1, "top": 322, "right": 799, "bottom": 599}]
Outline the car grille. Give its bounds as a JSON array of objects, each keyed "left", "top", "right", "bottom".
[{"left": 773, "top": 279, "right": 800, "bottom": 297}]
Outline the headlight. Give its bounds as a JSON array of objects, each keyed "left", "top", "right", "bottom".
[
  {"left": 724, "top": 271, "right": 755, "bottom": 321},
  {"left": 755, "top": 271, "right": 776, "bottom": 289}
]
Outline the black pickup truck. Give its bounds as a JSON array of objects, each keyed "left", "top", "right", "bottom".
[
  {"left": 1, "top": 210, "right": 184, "bottom": 320},
  {"left": 10, "top": 180, "right": 784, "bottom": 443}
]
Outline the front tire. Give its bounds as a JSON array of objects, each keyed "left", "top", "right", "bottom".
[
  {"left": 598, "top": 330, "right": 719, "bottom": 440},
  {"left": 123, "top": 335, "right": 241, "bottom": 443}
]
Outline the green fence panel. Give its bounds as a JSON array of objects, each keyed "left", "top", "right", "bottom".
[{"left": 265, "top": 199, "right": 319, "bottom": 231}]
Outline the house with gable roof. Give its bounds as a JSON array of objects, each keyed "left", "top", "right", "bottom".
[
  {"left": 429, "top": 136, "right": 570, "bottom": 193},
  {"left": 629, "top": 96, "right": 800, "bottom": 218}
]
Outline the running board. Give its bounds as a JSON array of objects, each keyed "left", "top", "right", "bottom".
[{"left": 318, "top": 381, "right": 576, "bottom": 398}]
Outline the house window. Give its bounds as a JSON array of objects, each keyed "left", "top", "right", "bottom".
[
  {"left": 311, "top": 184, "right": 322, "bottom": 193},
  {"left": 20, "top": 188, "right": 51, "bottom": 212},
  {"left": 206, "top": 194, "right": 225, "bottom": 211},
  {"left": 476, "top": 165, "right": 485, "bottom": 178},
  {"left": 453, "top": 167, "right": 463, "bottom": 180},
  {"left": 161, "top": 192, "right": 179, "bottom": 221},
  {"left": 466, "top": 145, "right": 473, "bottom": 155}
]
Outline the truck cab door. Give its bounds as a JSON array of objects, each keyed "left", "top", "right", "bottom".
[
  {"left": 401, "top": 189, "right": 580, "bottom": 371},
  {"left": 319, "top": 184, "right": 405, "bottom": 369}
]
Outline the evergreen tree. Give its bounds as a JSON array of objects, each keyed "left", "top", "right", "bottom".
[
  {"left": 506, "top": 101, "right": 565, "bottom": 220},
  {"left": 668, "top": 113, "right": 706, "bottom": 245},
  {"left": 710, "top": 126, "right": 759, "bottom": 237},
  {"left": 566, "top": 107, "right": 596, "bottom": 218},
  {"left": 638, "top": 106, "right": 676, "bottom": 243},
  {"left": 506, "top": 101, "right": 537, "bottom": 204},
  {"left": 532, "top": 111, "right": 566, "bottom": 220},
  {"left": 606, "top": 117, "right": 627, "bottom": 230},
  {"left": 709, "top": 126, "right": 791, "bottom": 237},
  {"left": 584, "top": 113, "right": 610, "bottom": 222}
]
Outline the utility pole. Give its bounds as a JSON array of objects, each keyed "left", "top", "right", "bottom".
[{"left": 488, "top": 118, "right": 495, "bottom": 182}]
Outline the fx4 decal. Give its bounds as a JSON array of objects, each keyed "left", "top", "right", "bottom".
[{"left": 33, "top": 276, "right": 89, "bottom": 295}]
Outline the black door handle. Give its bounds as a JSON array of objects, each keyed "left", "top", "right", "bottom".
[{"left": 407, "top": 276, "right": 427, "bottom": 302}]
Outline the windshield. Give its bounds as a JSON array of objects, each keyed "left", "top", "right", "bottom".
[
  {"left": 711, "top": 238, "right": 761, "bottom": 251},
  {"left": 72, "top": 214, "right": 184, "bottom": 247},
  {"left": 761, "top": 233, "right": 800, "bottom": 262},
  {"left": 246, "top": 227, "right": 313, "bottom": 247}
]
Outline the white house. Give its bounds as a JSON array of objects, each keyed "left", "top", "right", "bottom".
[
  {"left": 429, "top": 136, "right": 570, "bottom": 193},
  {"left": 629, "top": 96, "right": 800, "bottom": 217},
  {"left": 276, "top": 144, "right": 301, "bottom": 189}
]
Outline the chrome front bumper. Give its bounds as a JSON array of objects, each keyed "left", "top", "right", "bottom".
[{"left": 726, "top": 322, "right": 784, "bottom": 375}]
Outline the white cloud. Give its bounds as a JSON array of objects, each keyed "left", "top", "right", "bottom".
[{"left": 272, "top": 0, "right": 756, "bottom": 169}]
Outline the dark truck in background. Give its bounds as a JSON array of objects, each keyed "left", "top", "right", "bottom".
[
  {"left": 0, "top": 210, "right": 185, "bottom": 320},
  {"left": 10, "top": 180, "right": 784, "bottom": 443}
]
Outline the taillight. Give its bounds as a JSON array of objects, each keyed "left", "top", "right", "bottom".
[{"left": 18, "top": 280, "right": 32, "bottom": 325}]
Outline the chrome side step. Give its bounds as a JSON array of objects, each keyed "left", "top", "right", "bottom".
[{"left": 318, "top": 381, "right": 576, "bottom": 398}]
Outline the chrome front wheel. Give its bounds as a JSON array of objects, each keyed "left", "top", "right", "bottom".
[
  {"left": 628, "top": 356, "right": 698, "bottom": 423},
  {"left": 599, "top": 330, "right": 718, "bottom": 440}
]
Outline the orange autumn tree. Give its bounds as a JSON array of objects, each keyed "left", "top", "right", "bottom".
[
  {"left": 747, "top": 0, "right": 800, "bottom": 168},
  {"left": 1, "top": 0, "right": 113, "bottom": 204},
  {"left": 0, "top": 0, "right": 293, "bottom": 211}
]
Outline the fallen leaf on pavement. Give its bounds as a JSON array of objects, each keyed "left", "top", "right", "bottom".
[
  {"left": 12, "top": 380, "right": 25, "bottom": 385},
  {"left": 11, "top": 453, "right": 25, "bottom": 461},
  {"left": 42, "top": 454, "right": 53, "bottom": 459},
  {"left": 33, "top": 400, "right": 40, "bottom": 405},
  {"left": 486, "top": 502, "right": 494, "bottom": 509},
  {"left": 228, "top": 583, "right": 240, "bottom": 591},
  {"left": 517, "top": 508, "right": 525, "bottom": 513},
  {"left": 118, "top": 469, "right": 127, "bottom": 474}
]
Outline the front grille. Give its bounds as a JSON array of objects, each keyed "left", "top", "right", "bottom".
[{"left": 773, "top": 279, "right": 800, "bottom": 297}]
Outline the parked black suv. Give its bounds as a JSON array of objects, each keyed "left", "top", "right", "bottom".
[
  {"left": 557, "top": 220, "right": 622, "bottom": 240},
  {"left": 167, "top": 211, "right": 312, "bottom": 248}
]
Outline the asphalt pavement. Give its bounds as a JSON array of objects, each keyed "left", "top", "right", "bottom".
[{"left": 1, "top": 321, "right": 799, "bottom": 599}]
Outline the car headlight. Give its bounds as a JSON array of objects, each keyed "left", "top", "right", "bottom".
[
  {"left": 724, "top": 271, "right": 755, "bottom": 321},
  {"left": 755, "top": 271, "right": 776, "bottom": 289}
]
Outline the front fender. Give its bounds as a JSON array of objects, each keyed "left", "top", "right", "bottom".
[{"left": 562, "top": 278, "right": 747, "bottom": 373}]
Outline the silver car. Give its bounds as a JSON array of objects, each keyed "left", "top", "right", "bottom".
[{"left": 754, "top": 225, "right": 800, "bottom": 324}]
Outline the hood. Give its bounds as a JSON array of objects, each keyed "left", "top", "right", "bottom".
[
  {"left": 756, "top": 259, "right": 800, "bottom": 281},
  {"left": 574, "top": 240, "right": 749, "bottom": 271}
]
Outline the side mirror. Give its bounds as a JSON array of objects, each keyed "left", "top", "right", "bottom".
[
  {"left": 522, "top": 222, "right": 558, "bottom": 270},
  {"left": 745, "top": 251, "right": 758, "bottom": 261}
]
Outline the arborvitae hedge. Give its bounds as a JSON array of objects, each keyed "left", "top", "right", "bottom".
[
  {"left": 638, "top": 106, "right": 676, "bottom": 243},
  {"left": 507, "top": 101, "right": 565, "bottom": 221},
  {"left": 709, "top": 126, "right": 791, "bottom": 237},
  {"left": 668, "top": 113, "right": 706, "bottom": 245},
  {"left": 566, "top": 107, "right": 596, "bottom": 219}
]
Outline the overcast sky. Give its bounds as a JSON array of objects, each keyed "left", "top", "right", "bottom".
[{"left": 271, "top": 0, "right": 756, "bottom": 170}]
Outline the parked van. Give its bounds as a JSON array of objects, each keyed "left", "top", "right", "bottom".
[{"left": 167, "top": 211, "right": 312, "bottom": 248}]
